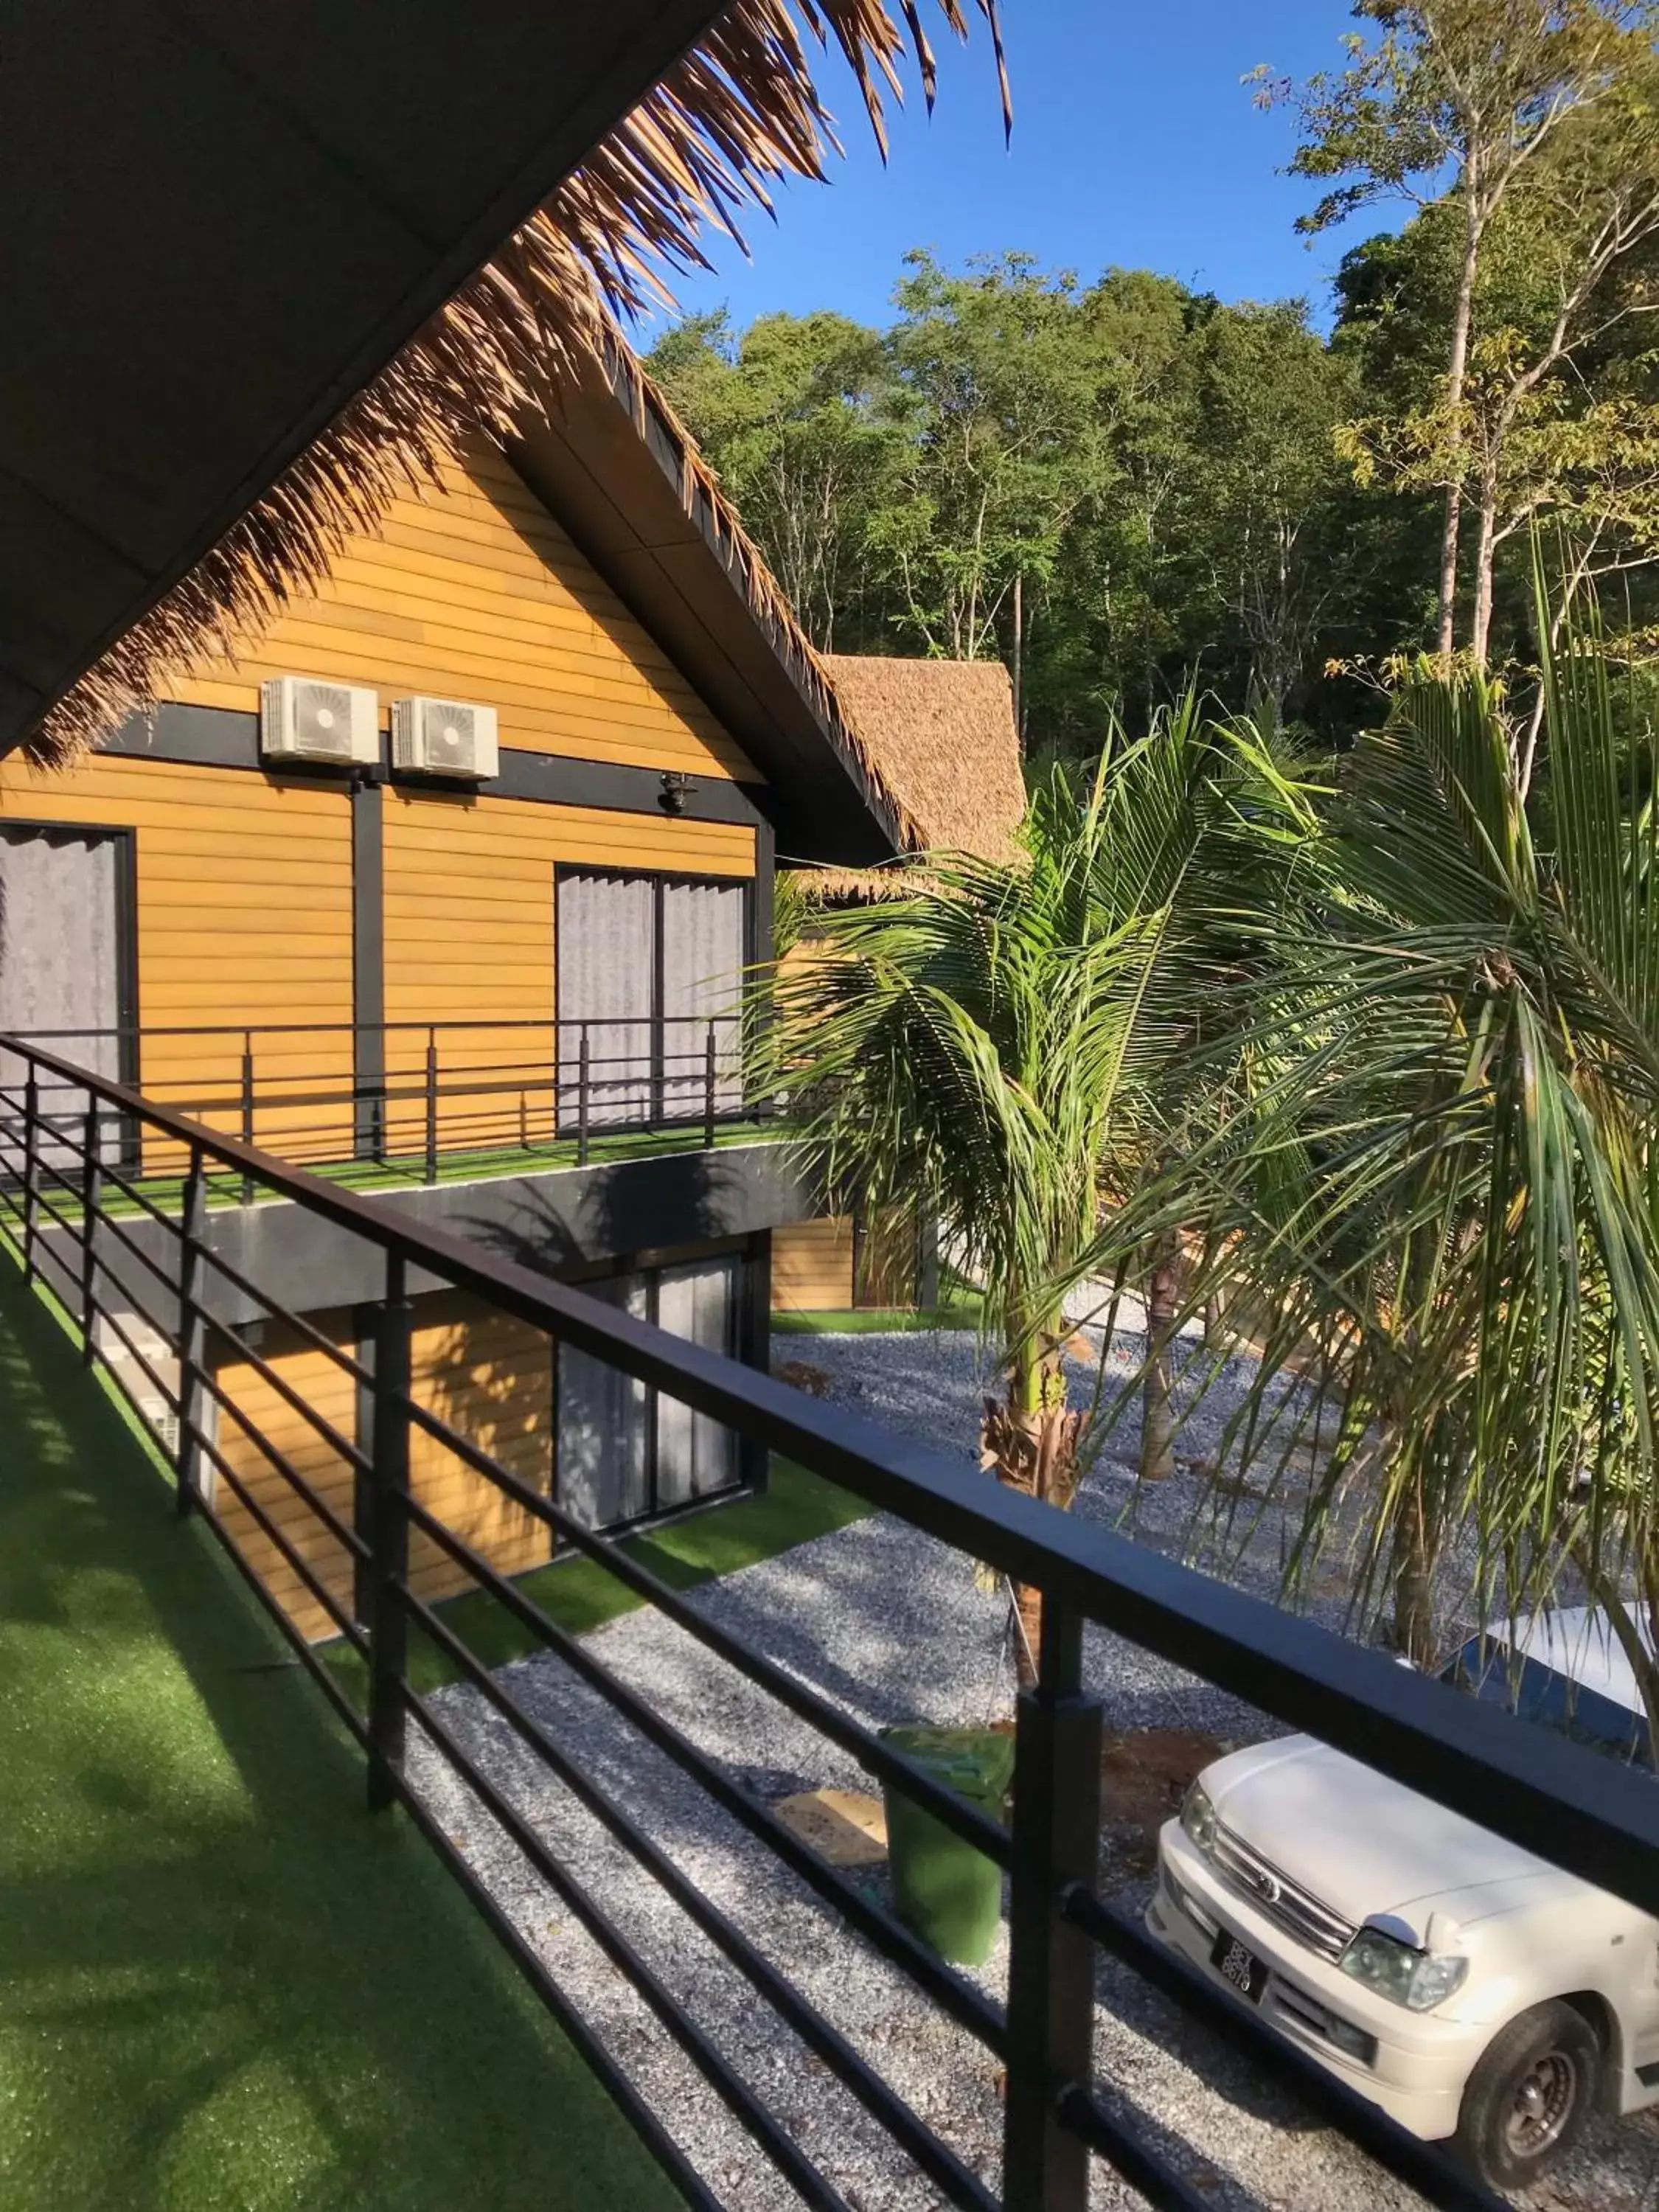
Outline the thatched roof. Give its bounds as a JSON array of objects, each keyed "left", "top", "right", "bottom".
[
  {"left": 32, "top": 1, "right": 1006, "bottom": 769},
  {"left": 818, "top": 653, "right": 1026, "bottom": 863}
]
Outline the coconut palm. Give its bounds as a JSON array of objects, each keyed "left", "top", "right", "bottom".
[
  {"left": 1133, "top": 599, "right": 1659, "bottom": 1733},
  {"left": 765, "top": 698, "right": 1315, "bottom": 1682}
]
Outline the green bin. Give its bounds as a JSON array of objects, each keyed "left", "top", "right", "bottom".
[{"left": 880, "top": 1725, "right": 1015, "bottom": 1966}]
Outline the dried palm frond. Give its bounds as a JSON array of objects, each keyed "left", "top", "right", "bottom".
[{"left": 36, "top": 0, "right": 1008, "bottom": 768}]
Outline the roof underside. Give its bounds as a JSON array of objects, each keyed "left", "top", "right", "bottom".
[
  {"left": 0, "top": 0, "right": 726, "bottom": 754},
  {"left": 511, "top": 347, "right": 912, "bottom": 865}
]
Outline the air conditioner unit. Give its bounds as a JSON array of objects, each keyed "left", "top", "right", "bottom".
[
  {"left": 260, "top": 675, "right": 379, "bottom": 766},
  {"left": 391, "top": 694, "right": 498, "bottom": 780}
]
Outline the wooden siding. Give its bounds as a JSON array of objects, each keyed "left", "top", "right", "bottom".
[
  {"left": 772, "top": 1217, "right": 856, "bottom": 1312},
  {"left": 209, "top": 1293, "right": 555, "bottom": 1639},
  {"left": 209, "top": 1311, "right": 360, "bottom": 1645},
  {"left": 856, "top": 1210, "right": 918, "bottom": 1309},
  {"left": 167, "top": 442, "right": 762, "bottom": 783},
  {"left": 0, "top": 752, "right": 355, "bottom": 1167},
  {"left": 407, "top": 1290, "right": 554, "bottom": 1603},
  {"left": 380, "top": 789, "right": 753, "bottom": 1155}
]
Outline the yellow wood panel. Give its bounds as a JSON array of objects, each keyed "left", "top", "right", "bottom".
[
  {"left": 209, "top": 1315, "right": 360, "bottom": 1644},
  {"left": 0, "top": 753, "right": 357, "bottom": 1167},
  {"left": 773, "top": 1219, "right": 856, "bottom": 1312},
  {"left": 858, "top": 1210, "right": 919, "bottom": 1308},
  {"left": 378, "top": 789, "right": 752, "bottom": 1155},
  {"left": 166, "top": 442, "right": 761, "bottom": 783},
  {"left": 209, "top": 1295, "right": 557, "bottom": 1638},
  {"left": 407, "top": 1290, "right": 554, "bottom": 1602}
]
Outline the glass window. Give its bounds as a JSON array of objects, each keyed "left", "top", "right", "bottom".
[
  {"left": 556, "top": 869, "right": 748, "bottom": 1131},
  {"left": 557, "top": 1254, "right": 745, "bottom": 1531}
]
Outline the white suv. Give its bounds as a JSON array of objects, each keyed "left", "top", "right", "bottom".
[{"left": 1148, "top": 1608, "right": 1659, "bottom": 2190}]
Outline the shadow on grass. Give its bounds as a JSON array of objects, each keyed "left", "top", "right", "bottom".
[
  {"left": 0, "top": 1261, "right": 680, "bottom": 2212},
  {"left": 321, "top": 1458, "right": 872, "bottom": 1705}
]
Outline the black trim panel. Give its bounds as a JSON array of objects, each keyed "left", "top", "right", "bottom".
[
  {"left": 351, "top": 781, "right": 386, "bottom": 1157},
  {"left": 99, "top": 703, "right": 768, "bottom": 827},
  {"left": 493, "top": 744, "right": 765, "bottom": 827},
  {"left": 102, "top": 703, "right": 262, "bottom": 770}
]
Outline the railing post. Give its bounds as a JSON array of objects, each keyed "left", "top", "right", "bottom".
[
  {"left": 175, "top": 1146, "right": 209, "bottom": 1517},
  {"left": 703, "top": 1022, "right": 717, "bottom": 1150},
  {"left": 577, "top": 1023, "right": 591, "bottom": 1166},
  {"left": 239, "top": 1031, "right": 255, "bottom": 1205},
  {"left": 79, "top": 1100, "right": 101, "bottom": 1363},
  {"left": 1002, "top": 1598, "right": 1104, "bottom": 2212},
  {"left": 21, "top": 1065, "right": 39, "bottom": 1282},
  {"left": 424, "top": 1026, "right": 439, "bottom": 1186},
  {"left": 366, "top": 1252, "right": 413, "bottom": 1813}
]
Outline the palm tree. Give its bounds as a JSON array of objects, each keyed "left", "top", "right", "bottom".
[
  {"left": 765, "top": 700, "right": 1313, "bottom": 1683},
  {"left": 1135, "top": 603, "right": 1659, "bottom": 1734}
]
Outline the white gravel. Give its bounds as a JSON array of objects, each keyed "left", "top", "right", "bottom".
[{"left": 406, "top": 1325, "right": 1659, "bottom": 2212}]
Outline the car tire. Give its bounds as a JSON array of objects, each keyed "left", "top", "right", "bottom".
[{"left": 1454, "top": 2000, "right": 1600, "bottom": 2189}]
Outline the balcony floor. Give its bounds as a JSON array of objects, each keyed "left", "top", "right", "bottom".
[
  {"left": 88, "top": 1118, "right": 776, "bottom": 1219},
  {"left": 0, "top": 1262, "right": 681, "bottom": 2212}
]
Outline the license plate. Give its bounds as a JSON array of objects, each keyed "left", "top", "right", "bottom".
[{"left": 1211, "top": 1927, "right": 1268, "bottom": 2004}]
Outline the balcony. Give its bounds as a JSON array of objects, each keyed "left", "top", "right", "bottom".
[
  {"left": 3, "top": 1030, "right": 1658, "bottom": 2212},
  {"left": 5, "top": 1013, "right": 766, "bottom": 1192}
]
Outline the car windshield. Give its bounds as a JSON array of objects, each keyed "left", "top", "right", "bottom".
[{"left": 1440, "top": 1637, "right": 1654, "bottom": 1772}]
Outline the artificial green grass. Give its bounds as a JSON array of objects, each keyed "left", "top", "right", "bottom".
[
  {"left": 322, "top": 1458, "right": 872, "bottom": 1701},
  {"left": 98, "top": 1120, "right": 776, "bottom": 1220},
  {"left": 0, "top": 1262, "right": 681, "bottom": 2212},
  {"left": 772, "top": 1305, "right": 980, "bottom": 1335}
]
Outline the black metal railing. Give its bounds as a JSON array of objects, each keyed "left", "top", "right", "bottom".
[
  {"left": 0, "top": 1012, "right": 754, "bottom": 1184},
  {"left": 2, "top": 1030, "right": 1657, "bottom": 2212}
]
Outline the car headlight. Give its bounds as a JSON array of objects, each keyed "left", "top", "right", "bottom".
[
  {"left": 1180, "top": 1780, "right": 1219, "bottom": 1858},
  {"left": 1338, "top": 1924, "right": 1469, "bottom": 2013}
]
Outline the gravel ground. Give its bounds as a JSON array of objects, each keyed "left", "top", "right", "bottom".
[{"left": 407, "top": 1326, "right": 1659, "bottom": 2212}]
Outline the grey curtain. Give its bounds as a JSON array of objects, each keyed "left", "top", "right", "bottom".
[
  {"left": 557, "top": 1274, "right": 652, "bottom": 1528},
  {"left": 0, "top": 827, "right": 124, "bottom": 1163},
  {"left": 557, "top": 1256, "right": 742, "bottom": 1530},
  {"left": 660, "top": 880, "right": 745, "bottom": 1119},
  {"left": 557, "top": 872, "right": 654, "bottom": 1129},
  {"left": 655, "top": 1256, "right": 740, "bottom": 1507}
]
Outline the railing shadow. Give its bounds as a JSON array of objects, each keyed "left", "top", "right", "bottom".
[{"left": 0, "top": 1261, "right": 678, "bottom": 2212}]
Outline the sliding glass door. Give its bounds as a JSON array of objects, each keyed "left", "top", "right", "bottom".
[
  {"left": 0, "top": 824, "right": 132, "bottom": 1164},
  {"left": 557, "top": 869, "right": 748, "bottom": 1132},
  {"left": 557, "top": 1253, "right": 742, "bottom": 1530}
]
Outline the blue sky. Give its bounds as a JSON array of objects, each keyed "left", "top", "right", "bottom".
[{"left": 641, "top": 1, "right": 1396, "bottom": 341}]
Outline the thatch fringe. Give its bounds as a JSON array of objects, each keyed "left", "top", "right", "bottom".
[{"left": 35, "top": 1, "right": 1006, "bottom": 770}]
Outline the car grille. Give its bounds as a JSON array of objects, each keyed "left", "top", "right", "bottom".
[{"left": 1209, "top": 1823, "right": 1355, "bottom": 1962}]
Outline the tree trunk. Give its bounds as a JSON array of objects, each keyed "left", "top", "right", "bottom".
[
  {"left": 1391, "top": 1468, "right": 1438, "bottom": 1667},
  {"left": 1470, "top": 470, "right": 1500, "bottom": 667},
  {"left": 1011, "top": 568, "right": 1024, "bottom": 748},
  {"left": 982, "top": 1382, "right": 1085, "bottom": 1691},
  {"left": 1437, "top": 175, "right": 1484, "bottom": 657},
  {"left": 1140, "top": 1239, "right": 1181, "bottom": 1482}
]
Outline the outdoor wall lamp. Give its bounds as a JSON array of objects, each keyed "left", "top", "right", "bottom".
[{"left": 658, "top": 770, "right": 697, "bottom": 815}]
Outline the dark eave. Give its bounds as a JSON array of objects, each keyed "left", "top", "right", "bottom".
[
  {"left": 0, "top": 0, "right": 727, "bottom": 757},
  {"left": 508, "top": 347, "right": 905, "bottom": 866}
]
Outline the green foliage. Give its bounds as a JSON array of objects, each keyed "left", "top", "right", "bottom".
[
  {"left": 763, "top": 697, "right": 1319, "bottom": 1411},
  {"left": 1095, "top": 580, "right": 1659, "bottom": 1722},
  {"left": 650, "top": 260, "right": 1370, "bottom": 746},
  {"left": 1270, "top": 1, "right": 1659, "bottom": 662}
]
